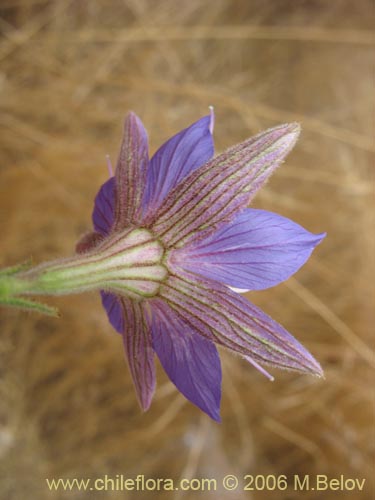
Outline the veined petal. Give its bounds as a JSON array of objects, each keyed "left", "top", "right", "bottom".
[
  {"left": 101, "top": 295, "right": 156, "bottom": 410},
  {"left": 149, "top": 299, "right": 222, "bottom": 422},
  {"left": 114, "top": 112, "right": 149, "bottom": 229},
  {"left": 148, "top": 123, "right": 300, "bottom": 248},
  {"left": 159, "top": 270, "right": 323, "bottom": 377},
  {"left": 142, "top": 113, "right": 214, "bottom": 217},
  {"left": 172, "top": 208, "right": 326, "bottom": 290},
  {"left": 92, "top": 176, "right": 115, "bottom": 236}
]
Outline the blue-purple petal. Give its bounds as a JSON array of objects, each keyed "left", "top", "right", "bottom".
[
  {"left": 92, "top": 176, "right": 115, "bottom": 236},
  {"left": 150, "top": 299, "right": 222, "bottom": 422},
  {"left": 101, "top": 290, "right": 124, "bottom": 333},
  {"left": 172, "top": 208, "right": 325, "bottom": 290},
  {"left": 142, "top": 114, "right": 214, "bottom": 216}
]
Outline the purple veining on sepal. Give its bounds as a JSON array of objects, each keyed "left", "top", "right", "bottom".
[
  {"left": 150, "top": 299, "right": 222, "bottom": 421},
  {"left": 160, "top": 270, "right": 323, "bottom": 378},
  {"left": 121, "top": 298, "right": 156, "bottom": 411},
  {"left": 142, "top": 114, "right": 214, "bottom": 217},
  {"left": 92, "top": 176, "right": 115, "bottom": 236},
  {"left": 172, "top": 208, "right": 326, "bottom": 290},
  {"left": 101, "top": 291, "right": 124, "bottom": 333},
  {"left": 149, "top": 123, "right": 300, "bottom": 248},
  {"left": 114, "top": 112, "right": 149, "bottom": 229}
]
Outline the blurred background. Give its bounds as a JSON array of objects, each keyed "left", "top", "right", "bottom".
[{"left": 0, "top": 1, "right": 374, "bottom": 499}]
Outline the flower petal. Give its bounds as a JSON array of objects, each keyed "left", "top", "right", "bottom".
[
  {"left": 92, "top": 176, "right": 115, "bottom": 236},
  {"left": 148, "top": 123, "right": 300, "bottom": 248},
  {"left": 114, "top": 112, "right": 149, "bottom": 229},
  {"left": 159, "top": 270, "right": 323, "bottom": 377},
  {"left": 149, "top": 299, "right": 222, "bottom": 422},
  {"left": 142, "top": 113, "right": 214, "bottom": 217},
  {"left": 101, "top": 291, "right": 124, "bottom": 333},
  {"left": 172, "top": 208, "right": 326, "bottom": 290},
  {"left": 101, "top": 293, "right": 156, "bottom": 410}
]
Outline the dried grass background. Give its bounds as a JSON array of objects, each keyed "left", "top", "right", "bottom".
[{"left": 0, "top": 1, "right": 374, "bottom": 499}]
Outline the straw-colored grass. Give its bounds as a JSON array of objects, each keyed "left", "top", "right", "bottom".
[{"left": 0, "top": 1, "right": 374, "bottom": 499}]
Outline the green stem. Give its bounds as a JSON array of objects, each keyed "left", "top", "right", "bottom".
[
  {"left": 0, "top": 227, "right": 167, "bottom": 317},
  {"left": 0, "top": 272, "right": 59, "bottom": 316}
]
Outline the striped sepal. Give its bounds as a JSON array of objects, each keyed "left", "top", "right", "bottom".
[
  {"left": 149, "top": 123, "right": 300, "bottom": 247},
  {"left": 158, "top": 270, "right": 322, "bottom": 377},
  {"left": 120, "top": 298, "right": 156, "bottom": 411},
  {"left": 114, "top": 112, "right": 149, "bottom": 229}
]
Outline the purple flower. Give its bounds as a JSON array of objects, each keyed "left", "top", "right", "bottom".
[{"left": 77, "top": 110, "right": 325, "bottom": 422}]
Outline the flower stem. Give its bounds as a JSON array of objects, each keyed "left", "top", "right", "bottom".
[
  {"left": 0, "top": 270, "right": 59, "bottom": 316},
  {"left": 0, "top": 228, "right": 166, "bottom": 317}
]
